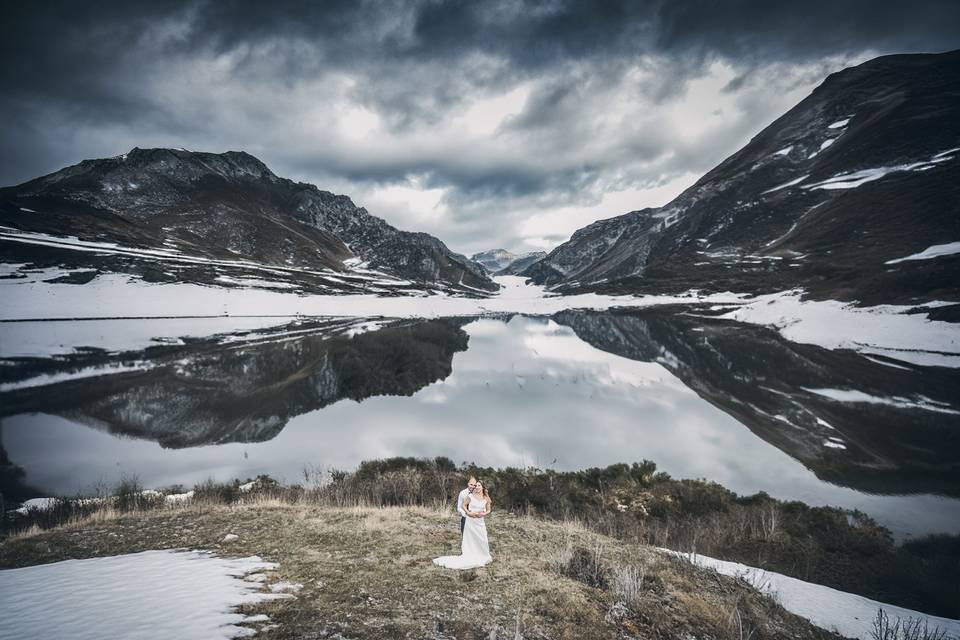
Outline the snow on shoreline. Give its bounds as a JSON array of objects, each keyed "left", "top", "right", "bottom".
[
  {"left": 0, "top": 550, "right": 290, "bottom": 640},
  {"left": 0, "top": 273, "right": 749, "bottom": 321},
  {"left": 659, "top": 548, "right": 960, "bottom": 640},
  {"left": 2, "top": 275, "right": 958, "bottom": 368},
  {"left": 718, "top": 290, "right": 959, "bottom": 368}
]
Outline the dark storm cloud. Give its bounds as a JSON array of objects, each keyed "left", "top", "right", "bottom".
[{"left": 2, "top": 0, "right": 959, "bottom": 251}]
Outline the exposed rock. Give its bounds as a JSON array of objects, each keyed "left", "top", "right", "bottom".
[
  {"left": 0, "top": 147, "right": 496, "bottom": 294},
  {"left": 524, "top": 50, "right": 960, "bottom": 306}
]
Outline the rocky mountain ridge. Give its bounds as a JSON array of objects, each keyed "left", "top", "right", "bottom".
[
  {"left": 0, "top": 147, "right": 496, "bottom": 295},
  {"left": 524, "top": 50, "right": 960, "bottom": 306}
]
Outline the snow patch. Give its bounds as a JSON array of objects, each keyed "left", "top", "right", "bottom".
[
  {"left": 0, "top": 362, "right": 153, "bottom": 392},
  {"left": 13, "top": 497, "right": 60, "bottom": 516},
  {"left": 345, "top": 320, "right": 389, "bottom": 338},
  {"left": 0, "top": 550, "right": 288, "bottom": 640},
  {"left": 761, "top": 174, "right": 809, "bottom": 195},
  {"left": 827, "top": 118, "right": 851, "bottom": 129},
  {"left": 932, "top": 147, "right": 960, "bottom": 159},
  {"left": 804, "top": 149, "right": 956, "bottom": 191},
  {"left": 659, "top": 548, "right": 960, "bottom": 639},
  {"left": 719, "top": 292, "right": 960, "bottom": 369},
  {"left": 215, "top": 275, "right": 298, "bottom": 290},
  {"left": 802, "top": 388, "right": 960, "bottom": 415},
  {"left": 885, "top": 241, "right": 960, "bottom": 265}
]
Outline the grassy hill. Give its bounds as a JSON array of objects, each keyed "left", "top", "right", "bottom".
[{"left": 1, "top": 500, "right": 840, "bottom": 639}]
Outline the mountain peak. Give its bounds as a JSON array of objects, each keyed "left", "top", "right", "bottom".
[{"left": 117, "top": 147, "right": 277, "bottom": 181}]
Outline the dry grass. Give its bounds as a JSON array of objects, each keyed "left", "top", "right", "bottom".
[
  {"left": 610, "top": 563, "right": 646, "bottom": 609},
  {"left": 7, "top": 459, "right": 956, "bottom": 619},
  {"left": 0, "top": 501, "right": 844, "bottom": 639}
]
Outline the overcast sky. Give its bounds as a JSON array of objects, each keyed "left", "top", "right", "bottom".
[{"left": 3, "top": 1, "right": 958, "bottom": 255}]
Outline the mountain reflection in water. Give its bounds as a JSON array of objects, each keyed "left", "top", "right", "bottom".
[{"left": 2, "top": 311, "right": 958, "bottom": 537}]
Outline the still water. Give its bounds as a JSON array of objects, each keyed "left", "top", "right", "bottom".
[{"left": 2, "top": 310, "right": 958, "bottom": 538}]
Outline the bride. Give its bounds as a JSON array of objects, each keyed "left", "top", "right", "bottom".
[{"left": 433, "top": 479, "right": 492, "bottom": 569}]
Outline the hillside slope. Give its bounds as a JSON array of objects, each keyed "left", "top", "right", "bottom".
[
  {"left": 525, "top": 50, "right": 960, "bottom": 306},
  {"left": 1, "top": 503, "right": 844, "bottom": 639}
]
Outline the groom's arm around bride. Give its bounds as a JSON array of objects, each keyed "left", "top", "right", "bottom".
[{"left": 456, "top": 476, "right": 477, "bottom": 533}]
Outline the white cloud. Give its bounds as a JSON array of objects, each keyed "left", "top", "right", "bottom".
[{"left": 355, "top": 178, "right": 450, "bottom": 227}]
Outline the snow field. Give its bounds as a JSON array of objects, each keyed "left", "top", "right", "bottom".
[{"left": 0, "top": 550, "right": 297, "bottom": 640}]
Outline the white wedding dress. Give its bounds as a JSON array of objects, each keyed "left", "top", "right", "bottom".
[{"left": 433, "top": 494, "right": 492, "bottom": 569}]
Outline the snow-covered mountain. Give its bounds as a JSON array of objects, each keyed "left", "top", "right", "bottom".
[
  {"left": 471, "top": 248, "right": 547, "bottom": 274},
  {"left": 471, "top": 249, "right": 517, "bottom": 272},
  {"left": 0, "top": 148, "right": 496, "bottom": 295},
  {"left": 524, "top": 50, "right": 960, "bottom": 306},
  {"left": 497, "top": 251, "right": 547, "bottom": 275}
]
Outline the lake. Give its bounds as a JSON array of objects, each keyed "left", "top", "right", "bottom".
[{"left": 2, "top": 308, "right": 959, "bottom": 539}]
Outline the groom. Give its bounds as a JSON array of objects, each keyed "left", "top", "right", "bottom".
[{"left": 456, "top": 476, "right": 477, "bottom": 534}]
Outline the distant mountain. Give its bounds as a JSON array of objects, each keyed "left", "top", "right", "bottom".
[
  {"left": 524, "top": 50, "right": 960, "bottom": 306},
  {"left": 497, "top": 251, "right": 547, "bottom": 275},
  {"left": 0, "top": 148, "right": 496, "bottom": 295},
  {"left": 471, "top": 248, "right": 547, "bottom": 275},
  {"left": 472, "top": 249, "right": 518, "bottom": 272}
]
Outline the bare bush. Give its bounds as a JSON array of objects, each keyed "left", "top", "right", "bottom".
[
  {"left": 871, "top": 609, "right": 954, "bottom": 640},
  {"left": 610, "top": 563, "right": 646, "bottom": 609},
  {"left": 756, "top": 503, "right": 780, "bottom": 541},
  {"left": 727, "top": 603, "right": 759, "bottom": 640},
  {"left": 546, "top": 540, "right": 574, "bottom": 575}
]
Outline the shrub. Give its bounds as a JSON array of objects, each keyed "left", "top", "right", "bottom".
[
  {"left": 560, "top": 544, "right": 608, "bottom": 589},
  {"left": 870, "top": 609, "right": 953, "bottom": 640},
  {"left": 192, "top": 478, "right": 240, "bottom": 504},
  {"left": 610, "top": 564, "right": 646, "bottom": 609},
  {"left": 114, "top": 475, "right": 158, "bottom": 512}
]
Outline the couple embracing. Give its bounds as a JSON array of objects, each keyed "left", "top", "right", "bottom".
[{"left": 433, "top": 476, "right": 493, "bottom": 570}]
